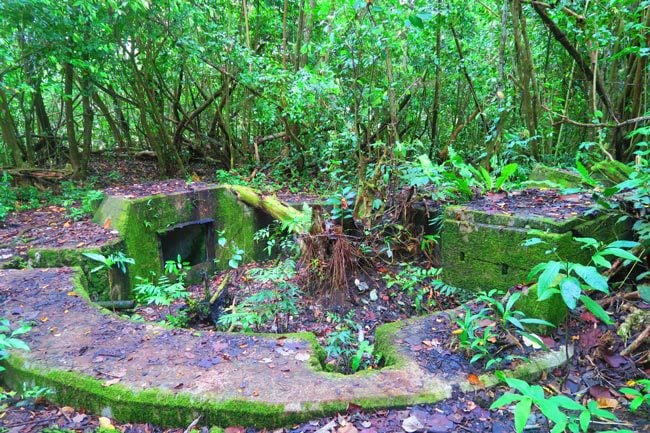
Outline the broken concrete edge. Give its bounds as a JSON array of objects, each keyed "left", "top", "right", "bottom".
[
  {"left": 0, "top": 268, "right": 570, "bottom": 429},
  {"left": 0, "top": 355, "right": 448, "bottom": 429},
  {"left": 28, "top": 242, "right": 125, "bottom": 301},
  {"left": 458, "top": 344, "right": 574, "bottom": 392}
]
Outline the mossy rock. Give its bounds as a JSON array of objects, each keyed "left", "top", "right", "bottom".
[
  {"left": 591, "top": 160, "right": 633, "bottom": 186},
  {"left": 529, "top": 164, "right": 582, "bottom": 188}
]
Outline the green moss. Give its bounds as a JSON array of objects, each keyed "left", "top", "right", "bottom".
[
  {"left": 28, "top": 240, "right": 125, "bottom": 301},
  {"left": 440, "top": 205, "right": 623, "bottom": 293},
  {"left": 374, "top": 320, "right": 407, "bottom": 369},
  {"left": 591, "top": 160, "right": 632, "bottom": 186},
  {"left": 94, "top": 186, "right": 275, "bottom": 290},
  {"left": 514, "top": 283, "right": 567, "bottom": 332},
  {"left": 529, "top": 164, "right": 582, "bottom": 188}
]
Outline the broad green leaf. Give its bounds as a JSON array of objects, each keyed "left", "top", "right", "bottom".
[
  {"left": 505, "top": 377, "right": 532, "bottom": 394},
  {"left": 579, "top": 409, "right": 591, "bottom": 432},
  {"left": 571, "top": 264, "right": 609, "bottom": 293},
  {"left": 549, "top": 395, "right": 584, "bottom": 411},
  {"left": 536, "top": 261, "right": 562, "bottom": 297},
  {"left": 601, "top": 247, "right": 641, "bottom": 262},
  {"left": 489, "top": 393, "right": 523, "bottom": 410},
  {"left": 514, "top": 398, "right": 532, "bottom": 433},
  {"left": 639, "top": 284, "right": 650, "bottom": 302},
  {"left": 607, "top": 240, "right": 640, "bottom": 249},
  {"left": 560, "top": 276, "right": 582, "bottom": 310},
  {"left": 592, "top": 254, "right": 612, "bottom": 269},
  {"left": 579, "top": 295, "right": 613, "bottom": 325},
  {"left": 495, "top": 163, "right": 518, "bottom": 190}
]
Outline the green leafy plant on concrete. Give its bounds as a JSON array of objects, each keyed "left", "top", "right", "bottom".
[
  {"left": 525, "top": 237, "right": 641, "bottom": 325},
  {"left": 490, "top": 376, "right": 630, "bottom": 433},
  {"left": 454, "top": 291, "right": 551, "bottom": 368},
  {"left": 620, "top": 379, "right": 650, "bottom": 412},
  {"left": 0, "top": 318, "right": 30, "bottom": 372}
]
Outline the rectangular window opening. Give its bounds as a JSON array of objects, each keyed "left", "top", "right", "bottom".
[{"left": 159, "top": 219, "right": 215, "bottom": 267}]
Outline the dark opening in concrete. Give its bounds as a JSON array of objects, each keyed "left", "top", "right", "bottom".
[{"left": 159, "top": 219, "right": 215, "bottom": 267}]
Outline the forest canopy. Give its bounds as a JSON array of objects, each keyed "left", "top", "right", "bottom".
[{"left": 0, "top": 0, "right": 648, "bottom": 185}]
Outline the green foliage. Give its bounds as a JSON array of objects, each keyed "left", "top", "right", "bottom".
[
  {"left": 384, "top": 265, "right": 455, "bottom": 313},
  {"left": 526, "top": 237, "right": 640, "bottom": 324},
  {"left": 0, "top": 171, "right": 16, "bottom": 222},
  {"left": 453, "top": 290, "right": 551, "bottom": 369},
  {"left": 326, "top": 185, "right": 356, "bottom": 221},
  {"left": 133, "top": 256, "right": 189, "bottom": 308},
  {"left": 0, "top": 318, "right": 31, "bottom": 373},
  {"left": 490, "top": 376, "right": 627, "bottom": 433},
  {"left": 218, "top": 259, "right": 301, "bottom": 333},
  {"left": 82, "top": 251, "right": 135, "bottom": 274},
  {"left": 324, "top": 312, "right": 375, "bottom": 374},
  {"left": 619, "top": 379, "right": 650, "bottom": 412},
  {"left": 55, "top": 181, "right": 104, "bottom": 221}
]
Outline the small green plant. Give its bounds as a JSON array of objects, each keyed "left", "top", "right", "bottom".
[
  {"left": 620, "top": 379, "right": 650, "bottom": 412},
  {"left": 490, "top": 376, "right": 627, "bottom": 433},
  {"left": 384, "top": 265, "right": 455, "bottom": 313},
  {"left": 324, "top": 312, "right": 375, "bottom": 374},
  {"left": 478, "top": 289, "right": 553, "bottom": 340},
  {"left": 133, "top": 255, "right": 189, "bottom": 308},
  {"left": 57, "top": 181, "right": 104, "bottom": 220},
  {"left": 326, "top": 185, "right": 356, "bottom": 220},
  {"left": 525, "top": 237, "right": 640, "bottom": 324},
  {"left": 0, "top": 171, "right": 16, "bottom": 222},
  {"left": 82, "top": 251, "right": 135, "bottom": 274},
  {"left": 219, "top": 259, "right": 301, "bottom": 333},
  {"left": 0, "top": 318, "right": 31, "bottom": 373}
]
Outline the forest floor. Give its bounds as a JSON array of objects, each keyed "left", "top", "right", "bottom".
[{"left": 1, "top": 152, "right": 648, "bottom": 433}]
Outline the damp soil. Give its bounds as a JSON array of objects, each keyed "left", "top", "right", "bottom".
[{"left": 466, "top": 188, "right": 594, "bottom": 220}]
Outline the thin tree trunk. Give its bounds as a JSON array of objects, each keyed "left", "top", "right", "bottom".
[
  {"left": 0, "top": 87, "right": 25, "bottom": 167},
  {"left": 532, "top": 1, "right": 618, "bottom": 122},
  {"left": 81, "top": 75, "right": 93, "bottom": 175},
  {"left": 429, "top": 0, "right": 442, "bottom": 159},
  {"left": 64, "top": 61, "right": 81, "bottom": 177},
  {"left": 93, "top": 91, "right": 125, "bottom": 150},
  {"left": 449, "top": 24, "right": 489, "bottom": 134}
]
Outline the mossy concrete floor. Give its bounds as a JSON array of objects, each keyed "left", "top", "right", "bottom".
[{"left": 0, "top": 268, "right": 571, "bottom": 429}]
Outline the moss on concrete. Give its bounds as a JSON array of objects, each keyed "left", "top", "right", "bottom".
[
  {"left": 441, "top": 205, "right": 630, "bottom": 294},
  {"left": 529, "top": 165, "right": 582, "bottom": 188},
  {"left": 94, "top": 186, "right": 275, "bottom": 291},
  {"left": 514, "top": 283, "right": 567, "bottom": 332},
  {"left": 28, "top": 240, "right": 126, "bottom": 301}
]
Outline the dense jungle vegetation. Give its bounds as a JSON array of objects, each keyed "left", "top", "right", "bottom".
[{"left": 0, "top": 0, "right": 648, "bottom": 200}]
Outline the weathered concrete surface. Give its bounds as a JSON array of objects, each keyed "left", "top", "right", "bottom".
[
  {"left": 0, "top": 268, "right": 571, "bottom": 428},
  {"left": 93, "top": 185, "right": 274, "bottom": 289}
]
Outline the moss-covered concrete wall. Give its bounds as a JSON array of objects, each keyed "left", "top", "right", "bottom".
[
  {"left": 441, "top": 205, "right": 629, "bottom": 293},
  {"left": 93, "top": 186, "right": 273, "bottom": 291},
  {"left": 28, "top": 239, "right": 127, "bottom": 301}
]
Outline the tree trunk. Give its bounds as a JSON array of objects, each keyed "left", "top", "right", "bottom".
[
  {"left": 0, "top": 87, "right": 25, "bottom": 167},
  {"left": 64, "top": 61, "right": 81, "bottom": 177}
]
